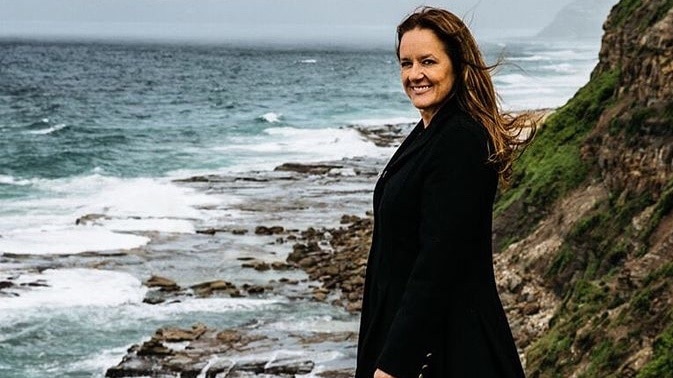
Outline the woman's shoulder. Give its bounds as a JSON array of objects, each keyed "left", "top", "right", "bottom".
[{"left": 434, "top": 108, "right": 490, "bottom": 151}]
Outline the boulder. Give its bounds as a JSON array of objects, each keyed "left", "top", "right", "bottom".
[{"left": 145, "top": 275, "right": 180, "bottom": 291}]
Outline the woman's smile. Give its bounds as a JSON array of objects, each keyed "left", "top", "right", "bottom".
[{"left": 410, "top": 84, "right": 432, "bottom": 94}]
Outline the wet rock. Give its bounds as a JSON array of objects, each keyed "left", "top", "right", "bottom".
[
  {"left": 136, "top": 338, "right": 174, "bottom": 357},
  {"left": 241, "top": 259, "right": 271, "bottom": 271},
  {"left": 157, "top": 323, "right": 207, "bottom": 342},
  {"left": 271, "top": 261, "right": 291, "bottom": 270},
  {"left": 263, "top": 357, "right": 314, "bottom": 375},
  {"left": 232, "top": 228, "right": 249, "bottom": 235},
  {"left": 202, "top": 359, "right": 235, "bottom": 377},
  {"left": 316, "top": 370, "right": 355, "bottom": 378},
  {"left": 522, "top": 302, "right": 541, "bottom": 316},
  {"left": 228, "top": 288, "right": 245, "bottom": 298},
  {"left": 21, "top": 280, "right": 49, "bottom": 287},
  {"left": 196, "top": 228, "right": 227, "bottom": 235},
  {"left": 0, "top": 281, "right": 14, "bottom": 290},
  {"left": 274, "top": 163, "right": 343, "bottom": 175},
  {"left": 286, "top": 214, "right": 372, "bottom": 312},
  {"left": 279, "top": 277, "right": 299, "bottom": 285},
  {"left": 216, "top": 329, "right": 243, "bottom": 344},
  {"left": 352, "top": 122, "right": 411, "bottom": 148},
  {"left": 143, "top": 277, "right": 252, "bottom": 303},
  {"left": 142, "top": 289, "right": 174, "bottom": 305},
  {"left": 313, "top": 291, "right": 328, "bottom": 302},
  {"left": 287, "top": 244, "right": 308, "bottom": 263},
  {"left": 242, "top": 284, "right": 266, "bottom": 294},
  {"left": 75, "top": 213, "right": 107, "bottom": 225},
  {"left": 346, "top": 301, "right": 362, "bottom": 313},
  {"left": 298, "top": 256, "right": 319, "bottom": 269},
  {"left": 254, "top": 225, "right": 285, "bottom": 235},
  {"left": 145, "top": 275, "right": 180, "bottom": 291},
  {"left": 340, "top": 214, "right": 360, "bottom": 224},
  {"left": 106, "top": 326, "right": 332, "bottom": 378},
  {"left": 173, "top": 174, "right": 229, "bottom": 183},
  {"left": 191, "top": 280, "right": 237, "bottom": 297}
]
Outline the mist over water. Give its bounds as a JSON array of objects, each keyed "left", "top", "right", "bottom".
[{"left": 0, "top": 0, "right": 578, "bottom": 45}]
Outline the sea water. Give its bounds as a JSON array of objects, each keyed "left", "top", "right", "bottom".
[{"left": 0, "top": 37, "right": 599, "bottom": 377}]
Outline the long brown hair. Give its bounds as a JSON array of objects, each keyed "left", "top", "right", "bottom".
[{"left": 396, "top": 7, "right": 536, "bottom": 185}]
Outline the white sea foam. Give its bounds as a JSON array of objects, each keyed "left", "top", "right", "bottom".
[
  {"left": 266, "top": 315, "right": 358, "bottom": 333},
  {"left": 541, "top": 63, "right": 577, "bottom": 74},
  {"left": 299, "top": 59, "right": 317, "bottom": 64},
  {"left": 0, "top": 268, "right": 146, "bottom": 310},
  {"left": 0, "top": 227, "right": 150, "bottom": 255},
  {"left": 259, "top": 112, "right": 281, "bottom": 123},
  {"left": 349, "top": 116, "right": 418, "bottom": 127},
  {"left": 213, "top": 126, "right": 393, "bottom": 172},
  {"left": 131, "top": 297, "right": 283, "bottom": 319},
  {"left": 103, "top": 218, "right": 195, "bottom": 233},
  {"left": 263, "top": 126, "right": 390, "bottom": 157},
  {"left": 538, "top": 49, "right": 594, "bottom": 61},
  {"left": 0, "top": 175, "right": 224, "bottom": 255},
  {"left": 495, "top": 73, "right": 530, "bottom": 85},
  {"left": 495, "top": 68, "right": 594, "bottom": 110},
  {"left": 509, "top": 47, "right": 595, "bottom": 63},
  {"left": 0, "top": 174, "right": 32, "bottom": 186},
  {"left": 27, "top": 123, "right": 68, "bottom": 135},
  {"left": 508, "top": 55, "right": 549, "bottom": 62},
  {"left": 66, "top": 346, "right": 130, "bottom": 377},
  {"left": 77, "top": 176, "right": 217, "bottom": 220}
]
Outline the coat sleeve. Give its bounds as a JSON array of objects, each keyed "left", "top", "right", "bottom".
[{"left": 376, "top": 123, "right": 493, "bottom": 378}]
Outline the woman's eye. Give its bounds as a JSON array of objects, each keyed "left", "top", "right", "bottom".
[
  {"left": 400, "top": 61, "right": 412, "bottom": 68},
  {"left": 422, "top": 59, "right": 435, "bottom": 65}
]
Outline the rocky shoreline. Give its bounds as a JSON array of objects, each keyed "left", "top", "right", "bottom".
[
  {"left": 104, "top": 213, "right": 374, "bottom": 377},
  {"left": 101, "top": 117, "right": 555, "bottom": 377},
  {"left": 99, "top": 123, "right": 408, "bottom": 377}
]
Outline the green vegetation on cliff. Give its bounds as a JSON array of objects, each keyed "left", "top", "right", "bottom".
[
  {"left": 637, "top": 323, "right": 673, "bottom": 377},
  {"left": 494, "top": 0, "right": 673, "bottom": 375},
  {"left": 611, "top": 0, "right": 673, "bottom": 30},
  {"left": 495, "top": 69, "right": 618, "bottom": 244}
]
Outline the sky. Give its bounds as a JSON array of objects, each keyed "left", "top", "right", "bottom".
[{"left": 0, "top": 0, "right": 581, "bottom": 46}]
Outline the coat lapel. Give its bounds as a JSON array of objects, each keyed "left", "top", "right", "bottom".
[{"left": 381, "top": 100, "right": 460, "bottom": 180}]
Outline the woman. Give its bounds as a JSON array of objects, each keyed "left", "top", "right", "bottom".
[{"left": 355, "top": 7, "right": 535, "bottom": 378}]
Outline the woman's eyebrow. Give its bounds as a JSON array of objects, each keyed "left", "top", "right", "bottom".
[{"left": 400, "top": 53, "right": 436, "bottom": 60}]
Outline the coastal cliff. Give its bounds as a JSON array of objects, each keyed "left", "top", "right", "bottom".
[
  {"left": 494, "top": 0, "right": 673, "bottom": 376},
  {"left": 536, "top": 0, "right": 617, "bottom": 40}
]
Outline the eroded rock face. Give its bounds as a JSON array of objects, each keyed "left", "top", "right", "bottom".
[
  {"left": 494, "top": 184, "right": 609, "bottom": 359},
  {"left": 599, "top": 4, "right": 673, "bottom": 108},
  {"left": 588, "top": 4, "right": 673, "bottom": 198}
]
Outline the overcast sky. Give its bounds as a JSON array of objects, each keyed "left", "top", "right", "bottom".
[{"left": 0, "top": 0, "right": 581, "bottom": 45}]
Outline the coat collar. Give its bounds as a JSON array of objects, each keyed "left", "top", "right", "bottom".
[{"left": 382, "top": 99, "right": 461, "bottom": 176}]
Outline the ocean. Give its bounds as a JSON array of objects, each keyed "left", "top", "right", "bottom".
[{"left": 0, "top": 37, "right": 599, "bottom": 377}]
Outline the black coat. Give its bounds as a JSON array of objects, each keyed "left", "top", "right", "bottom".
[{"left": 355, "top": 100, "right": 525, "bottom": 378}]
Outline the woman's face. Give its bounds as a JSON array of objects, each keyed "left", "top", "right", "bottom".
[{"left": 399, "top": 27, "right": 455, "bottom": 124}]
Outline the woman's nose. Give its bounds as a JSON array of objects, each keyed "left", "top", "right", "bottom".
[{"left": 409, "top": 63, "right": 424, "bottom": 80}]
